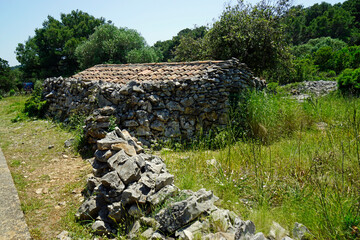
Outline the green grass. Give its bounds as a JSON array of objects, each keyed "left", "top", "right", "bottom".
[{"left": 160, "top": 92, "right": 360, "bottom": 239}]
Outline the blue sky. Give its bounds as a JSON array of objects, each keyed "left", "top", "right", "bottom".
[{"left": 0, "top": 0, "right": 344, "bottom": 66}]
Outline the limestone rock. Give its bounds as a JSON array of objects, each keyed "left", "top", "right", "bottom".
[
  {"left": 269, "top": 222, "right": 288, "bottom": 240},
  {"left": 75, "top": 196, "right": 100, "bottom": 221},
  {"left": 116, "top": 158, "right": 141, "bottom": 185},
  {"left": 111, "top": 142, "right": 136, "bottom": 156},
  {"left": 293, "top": 222, "right": 310, "bottom": 240},
  {"left": 155, "top": 189, "right": 219, "bottom": 233},
  {"left": 234, "top": 220, "right": 256, "bottom": 240}
]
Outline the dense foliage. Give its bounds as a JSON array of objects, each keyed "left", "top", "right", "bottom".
[
  {"left": 75, "top": 24, "right": 161, "bottom": 69},
  {"left": 15, "top": 10, "right": 105, "bottom": 79},
  {"left": 0, "top": 58, "right": 22, "bottom": 94}
]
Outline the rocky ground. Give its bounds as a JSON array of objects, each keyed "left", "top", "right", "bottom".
[{"left": 288, "top": 80, "right": 337, "bottom": 101}]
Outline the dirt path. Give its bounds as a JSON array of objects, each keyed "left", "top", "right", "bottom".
[{"left": 0, "top": 148, "right": 31, "bottom": 240}]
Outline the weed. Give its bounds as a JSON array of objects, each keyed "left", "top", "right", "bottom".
[
  {"left": 21, "top": 198, "right": 44, "bottom": 213},
  {"left": 10, "top": 159, "right": 21, "bottom": 167}
]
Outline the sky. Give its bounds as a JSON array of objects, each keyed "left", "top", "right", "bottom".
[{"left": 0, "top": 0, "right": 345, "bottom": 66}]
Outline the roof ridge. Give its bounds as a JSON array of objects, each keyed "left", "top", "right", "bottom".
[{"left": 93, "top": 60, "right": 227, "bottom": 68}]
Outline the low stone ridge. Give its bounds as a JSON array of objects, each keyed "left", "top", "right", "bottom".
[
  {"left": 43, "top": 58, "right": 265, "bottom": 145},
  {"left": 76, "top": 128, "right": 305, "bottom": 239},
  {"left": 290, "top": 80, "right": 337, "bottom": 101}
]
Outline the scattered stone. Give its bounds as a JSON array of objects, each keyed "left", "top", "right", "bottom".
[
  {"left": 129, "top": 220, "right": 141, "bottom": 239},
  {"left": 293, "top": 222, "right": 311, "bottom": 240},
  {"left": 48, "top": 145, "right": 54, "bottom": 149},
  {"left": 64, "top": 139, "right": 75, "bottom": 148},
  {"left": 269, "top": 222, "right": 288, "bottom": 240},
  {"left": 234, "top": 220, "right": 256, "bottom": 240},
  {"left": 141, "top": 228, "right": 155, "bottom": 239},
  {"left": 57, "top": 230, "right": 72, "bottom": 240},
  {"left": 91, "top": 220, "right": 107, "bottom": 235},
  {"left": 35, "top": 188, "right": 43, "bottom": 195}
]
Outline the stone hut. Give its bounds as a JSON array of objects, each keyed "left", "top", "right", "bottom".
[{"left": 43, "top": 58, "right": 265, "bottom": 145}]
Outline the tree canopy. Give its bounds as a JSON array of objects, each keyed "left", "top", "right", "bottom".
[
  {"left": 75, "top": 24, "right": 161, "bottom": 69},
  {"left": 16, "top": 10, "right": 105, "bottom": 80}
]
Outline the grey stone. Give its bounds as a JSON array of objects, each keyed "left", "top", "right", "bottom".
[
  {"left": 124, "top": 120, "right": 139, "bottom": 127},
  {"left": 151, "top": 120, "right": 165, "bottom": 131},
  {"left": 136, "top": 126, "right": 152, "bottom": 136},
  {"left": 119, "top": 84, "right": 132, "bottom": 95},
  {"left": 176, "top": 220, "right": 204, "bottom": 238},
  {"left": 147, "top": 184, "right": 178, "bottom": 206},
  {"left": 252, "top": 232, "right": 266, "bottom": 240},
  {"left": 56, "top": 230, "right": 72, "bottom": 240},
  {"left": 164, "top": 121, "right": 181, "bottom": 138},
  {"left": 64, "top": 139, "right": 75, "bottom": 148},
  {"left": 155, "top": 172, "right": 174, "bottom": 191},
  {"left": 97, "top": 138, "right": 127, "bottom": 150},
  {"left": 234, "top": 220, "right": 256, "bottom": 240},
  {"left": 133, "top": 85, "right": 144, "bottom": 93},
  {"left": 140, "top": 217, "right": 161, "bottom": 229},
  {"left": 116, "top": 158, "right": 141, "bottom": 185},
  {"left": 128, "top": 204, "right": 143, "bottom": 218},
  {"left": 94, "top": 149, "right": 113, "bottom": 162},
  {"left": 166, "top": 101, "right": 184, "bottom": 111},
  {"left": 141, "top": 228, "right": 155, "bottom": 239},
  {"left": 145, "top": 157, "right": 165, "bottom": 174},
  {"left": 121, "top": 182, "right": 150, "bottom": 205},
  {"left": 139, "top": 172, "right": 157, "bottom": 189},
  {"left": 293, "top": 222, "right": 310, "bottom": 240},
  {"left": 75, "top": 196, "right": 100, "bottom": 220},
  {"left": 155, "top": 110, "right": 170, "bottom": 122},
  {"left": 100, "top": 171, "right": 125, "bottom": 191},
  {"left": 151, "top": 232, "right": 166, "bottom": 239},
  {"left": 269, "top": 222, "right": 288, "bottom": 240},
  {"left": 107, "top": 202, "right": 126, "bottom": 222},
  {"left": 107, "top": 150, "right": 129, "bottom": 170},
  {"left": 155, "top": 189, "right": 218, "bottom": 233},
  {"left": 180, "top": 97, "right": 194, "bottom": 107},
  {"left": 148, "top": 94, "right": 160, "bottom": 103},
  {"left": 210, "top": 209, "right": 233, "bottom": 233},
  {"left": 91, "top": 220, "right": 107, "bottom": 235},
  {"left": 129, "top": 220, "right": 141, "bottom": 239}
]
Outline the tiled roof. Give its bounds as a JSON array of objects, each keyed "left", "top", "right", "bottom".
[{"left": 72, "top": 60, "right": 236, "bottom": 84}]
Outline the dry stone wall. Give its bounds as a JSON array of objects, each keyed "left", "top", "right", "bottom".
[{"left": 43, "top": 58, "right": 265, "bottom": 145}]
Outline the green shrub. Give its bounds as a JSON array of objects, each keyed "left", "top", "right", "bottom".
[
  {"left": 337, "top": 68, "right": 360, "bottom": 95},
  {"left": 24, "top": 85, "right": 48, "bottom": 118}
]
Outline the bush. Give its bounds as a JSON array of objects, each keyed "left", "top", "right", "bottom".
[
  {"left": 337, "top": 68, "right": 360, "bottom": 95},
  {"left": 24, "top": 85, "right": 48, "bottom": 118}
]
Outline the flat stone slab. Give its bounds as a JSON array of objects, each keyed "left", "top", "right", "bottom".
[{"left": 0, "top": 148, "right": 31, "bottom": 240}]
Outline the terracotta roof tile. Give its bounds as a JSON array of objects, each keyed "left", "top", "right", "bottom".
[{"left": 72, "top": 60, "right": 239, "bottom": 84}]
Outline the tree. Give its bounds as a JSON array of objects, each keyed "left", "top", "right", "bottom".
[
  {"left": 307, "top": 7, "right": 354, "bottom": 42},
  {"left": 154, "top": 26, "right": 208, "bottom": 62},
  {"left": 173, "top": 36, "right": 205, "bottom": 62},
  {"left": 75, "top": 24, "right": 154, "bottom": 69},
  {"left": 0, "top": 58, "right": 21, "bottom": 92},
  {"left": 126, "top": 47, "right": 162, "bottom": 63},
  {"left": 16, "top": 10, "right": 105, "bottom": 79},
  {"left": 204, "top": 0, "right": 292, "bottom": 75}
]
